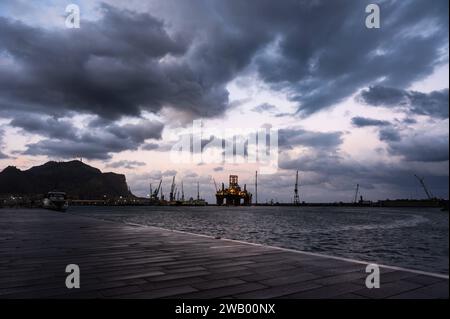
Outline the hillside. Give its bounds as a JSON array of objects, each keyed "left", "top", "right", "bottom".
[{"left": 0, "top": 160, "right": 132, "bottom": 199}]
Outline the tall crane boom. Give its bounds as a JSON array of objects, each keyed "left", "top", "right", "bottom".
[
  {"left": 197, "top": 182, "right": 200, "bottom": 200},
  {"left": 153, "top": 179, "right": 162, "bottom": 199},
  {"left": 181, "top": 181, "right": 185, "bottom": 201},
  {"left": 169, "top": 176, "right": 176, "bottom": 201},
  {"left": 255, "top": 171, "right": 258, "bottom": 205},
  {"left": 213, "top": 178, "right": 219, "bottom": 192},
  {"left": 293, "top": 170, "right": 299, "bottom": 205},
  {"left": 414, "top": 174, "right": 433, "bottom": 200},
  {"left": 354, "top": 184, "right": 359, "bottom": 203}
]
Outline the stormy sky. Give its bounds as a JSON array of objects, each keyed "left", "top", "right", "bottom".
[{"left": 0, "top": 0, "right": 448, "bottom": 202}]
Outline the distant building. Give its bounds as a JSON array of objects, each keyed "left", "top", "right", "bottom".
[{"left": 216, "top": 175, "right": 252, "bottom": 205}]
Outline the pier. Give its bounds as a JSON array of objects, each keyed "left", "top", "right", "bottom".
[{"left": 0, "top": 209, "right": 447, "bottom": 299}]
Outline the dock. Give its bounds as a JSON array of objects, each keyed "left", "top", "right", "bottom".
[{"left": 0, "top": 209, "right": 448, "bottom": 299}]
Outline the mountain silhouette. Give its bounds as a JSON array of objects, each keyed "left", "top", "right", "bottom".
[{"left": 0, "top": 160, "right": 132, "bottom": 199}]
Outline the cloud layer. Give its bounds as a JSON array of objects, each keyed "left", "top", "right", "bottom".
[
  {"left": 352, "top": 117, "right": 391, "bottom": 127},
  {"left": 0, "top": 4, "right": 229, "bottom": 122},
  {"left": 1, "top": 1, "right": 448, "bottom": 121},
  {"left": 10, "top": 115, "right": 164, "bottom": 159},
  {"left": 359, "top": 86, "right": 449, "bottom": 119},
  {"left": 0, "top": 0, "right": 448, "bottom": 200}
]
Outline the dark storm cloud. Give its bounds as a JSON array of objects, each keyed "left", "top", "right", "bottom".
[
  {"left": 378, "top": 127, "right": 401, "bottom": 142},
  {"left": 1, "top": 0, "right": 447, "bottom": 123},
  {"left": 280, "top": 151, "right": 345, "bottom": 178},
  {"left": 402, "top": 118, "right": 418, "bottom": 125},
  {"left": 359, "top": 86, "right": 449, "bottom": 118},
  {"left": 160, "top": 0, "right": 448, "bottom": 116},
  {"left": 351, "top": 117, "right": 391, "bottom": 127},
  {"left": 105, "top": 120, "right": 164, "bottom": 143},
  {"left": 372, "top": 121, "right": 447, "bottom": 162},
  {"left": 23, "top": 119, "right": 164, "bottom": 160},
  {"left": 24, "top": 138, "right": 116, "bottom": 160},
  {"left": 387, "top": 133, "right": 449, "bottom": 162},
  {"left": 358, "top": 86, "right": 405, "bottom": 106},
  {"left": 0, "top": 4, "right": 228, "bottom": 121},
  {"left": 242, "top": 0, "right": 448, "bottom": 115},
  {"left": 279, "top": 128, "right": 343, "bottom": 150},
  {"left": 106, "top": 160, "right": 146, "bottom": 169},
  {"left": 10, "top": 114, "right": 78, "bottom": 139}
]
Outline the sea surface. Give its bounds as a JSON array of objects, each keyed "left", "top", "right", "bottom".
[{"left": 70, "top": 206, "right": 449, "bottom": 275}]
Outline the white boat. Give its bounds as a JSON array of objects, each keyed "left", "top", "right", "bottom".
[{"left": 43, "top": 191, "right": 68, "bottom": 211}]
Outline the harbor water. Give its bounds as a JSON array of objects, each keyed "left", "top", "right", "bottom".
[{"left": 71, "top": 206, "right": 449, "bottom": 275}]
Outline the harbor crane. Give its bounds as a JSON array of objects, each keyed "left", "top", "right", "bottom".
[
  {"left": 293, "top": 170, "right": 300, "bottom": 205},
  {"left": 255, "top": 171, "right": 258, "bottom": 205},
  {"left": 414, "top": 174, "right": 433, "bottom": 200},
  {"left": 197, "top": 182, "right": 200, "bottom": 201},
  {"left": 152, "top": 179, "right": 162, "bottom": 199},
  {"left": 354, "top": 184, "right": 360, "bottom": 204},
  {"left": 169, "top": 176, "right": 176, "bottom": 201},
  {"left": 181, "top": 181, "right": 185, "bottom": 201}
]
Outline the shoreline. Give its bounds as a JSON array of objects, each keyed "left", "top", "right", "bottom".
[
  {"left": 0, "top": 208, "right": 447, "bottom": 299},
  {"left": 2, "top": 200, "right": 448, "bottom": 208},
  {"left": 70, "top": 207, "right": 449, "bottom": 277},
  {"left": 115, "top": 218, "right": 449, "bottom": 280}
]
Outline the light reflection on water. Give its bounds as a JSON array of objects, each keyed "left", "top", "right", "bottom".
[{"left": 70, "top": 206, "right": 449, "bottom": 274}]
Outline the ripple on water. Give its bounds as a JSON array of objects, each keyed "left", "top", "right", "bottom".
[{"left": 71, "top": 206, "right": 449, "bottom": 275}]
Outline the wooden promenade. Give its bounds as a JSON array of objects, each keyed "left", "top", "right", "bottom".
[{"left": 0, "top": 209, "right": 448, "bottom": 299}]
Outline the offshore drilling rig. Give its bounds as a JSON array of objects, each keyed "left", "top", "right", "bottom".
[{"left": 215, "top": 175, "right": 252, "bottom": 206}]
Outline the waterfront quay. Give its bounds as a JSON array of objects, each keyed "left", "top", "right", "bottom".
[{"left": 0, "top": 209, "right": 447, "bottom": 299}]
